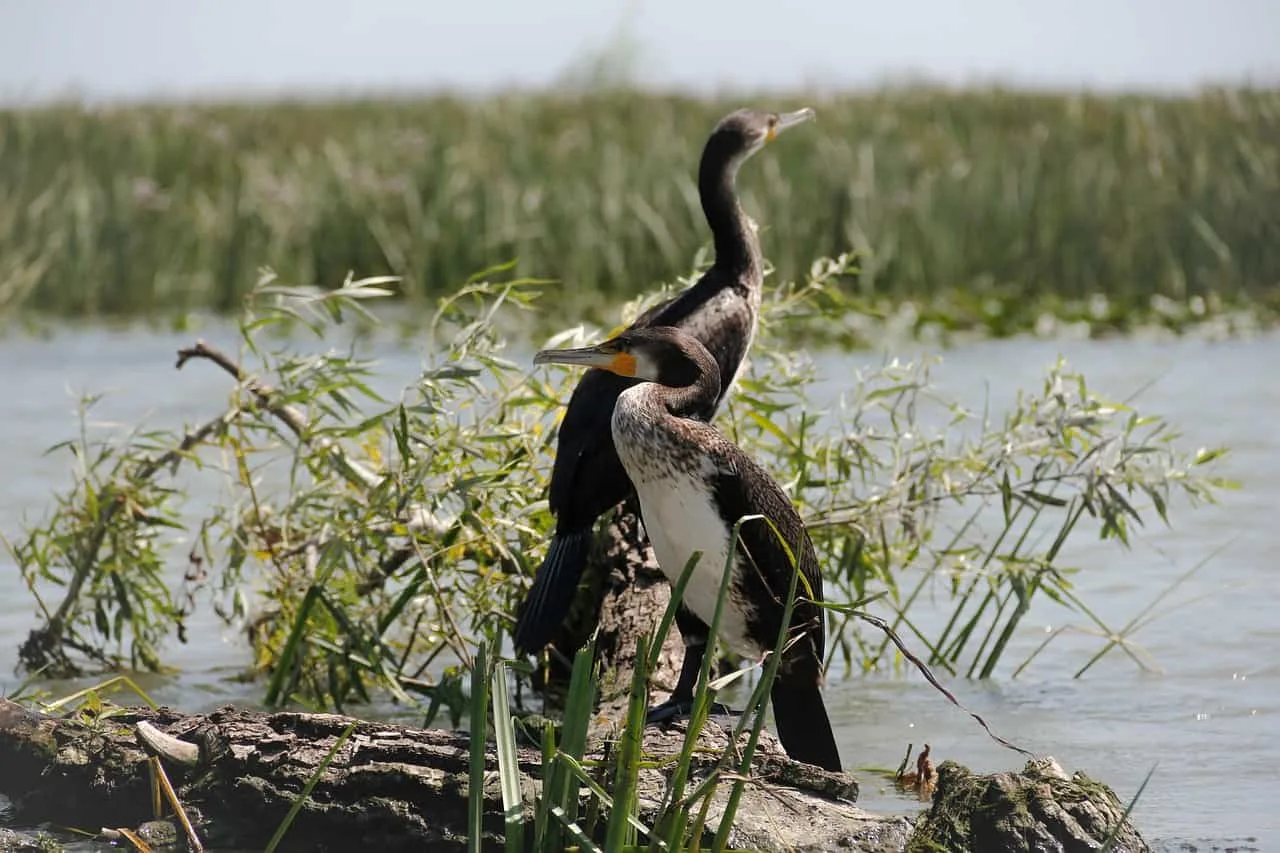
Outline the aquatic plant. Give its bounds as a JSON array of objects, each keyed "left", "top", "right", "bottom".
[
  {"left": 1, "top": 88, "right": 1278, "bottom": 338},
  {"left": 1, "top": 257, "right": 1234, "bottom": 716}
]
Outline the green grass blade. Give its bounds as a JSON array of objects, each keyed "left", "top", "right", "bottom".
[
  {"left": 468, "top": 641, "right": 491, "bottom": 853},
  {"left": 263, "top": 722, "right": 356, "bottom": 853},
  {"left": 644, "top": 550, "right": 702, "bottom": 675},
  {"left": 548, "top": 805, "right": 604, "bottom": 853},
  {"left": 656, "top": 514, "right": 762, "bottom": 851},
  {"left": 604, "top": 634, "right": 650, "bottom": 853},
  {"left": 712, "top": 514, "right": 804, "bottom": 853},
  {"left": 542, "top": 641, "right": 599, "bottom": 852},
  {"left": 265, "top": 584, "right": 323, "bottom": 706},
  {"left": 556, "top": 754, "right": 659, "bottom": 842},
  {"left": 491, "top": 660, "right": 524, "bottom": 853},
  {"left": 534, "top": 722, "right": 557, "bottom": 851},
  {"left": 1100, "top": 762, "right": 1157, "bottom": 853}
]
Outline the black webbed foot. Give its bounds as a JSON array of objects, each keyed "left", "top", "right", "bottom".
[
  {"left": 645, "top": 609, "right": 738, "bottom": 724},
  {"left": 645, "top": 697, "right": 738, "bottom": 725}
]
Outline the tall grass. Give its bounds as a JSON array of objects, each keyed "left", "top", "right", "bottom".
[
  {"left": 2, "top": 88, "right": 1278, "bottom": 331},
  {"left": 471, "top": 525, "right": 799, "bottom": 852}
]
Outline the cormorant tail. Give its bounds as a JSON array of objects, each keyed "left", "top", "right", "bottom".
[
  {"left": 770, "top": 671, "right": 841, "bottom": 772},
  {"left": 512, "top": 528, "right": 594, "bottom": 655}
]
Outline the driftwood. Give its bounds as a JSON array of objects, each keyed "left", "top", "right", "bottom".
[
  {"left": 0, "top": 696, "right": 902, "bottom": 852},
  {"left": 0, "top": 505, "right": 892, "bottom": 851},
  {"left": 0, "top": 510, "right": 1154, "bottom": 852},
  {"left": 0, "top": 694, "right": 1152, "bottom": 853}
]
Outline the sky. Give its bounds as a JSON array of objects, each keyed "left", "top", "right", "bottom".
[{"left": 0, "top": 0, "right": 1277, "bottom": 103}]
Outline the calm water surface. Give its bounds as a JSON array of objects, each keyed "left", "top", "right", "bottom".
[{"left": 0, "top": 323, "right": 1275, "bottom": 851}]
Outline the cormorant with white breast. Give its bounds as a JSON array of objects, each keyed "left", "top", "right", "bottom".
[
  {"left": 512, "top": 107, "right": 817, "bottom": 686},
  {"left": 531, "top": 325, "right": 842, "bottom": 772}
]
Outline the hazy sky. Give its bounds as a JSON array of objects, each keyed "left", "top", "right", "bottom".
[{"left": 1, "top": 0, "right": 1277, "bottom": 103}]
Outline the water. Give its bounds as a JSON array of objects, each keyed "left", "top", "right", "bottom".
[{"left": 1, "top": 323, "right": 1275, "bottom": 850}]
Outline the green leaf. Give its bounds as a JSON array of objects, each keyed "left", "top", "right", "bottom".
[{"left": 491, "top": 661, "right": 524, "bottom": 853}]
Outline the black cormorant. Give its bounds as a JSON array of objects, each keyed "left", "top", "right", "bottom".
[
  {"left": 513, "top": 106, "right": 816, "bottom": 671},
  {"left": 531, "top": 325, "right": 841, "bottom": 772}
]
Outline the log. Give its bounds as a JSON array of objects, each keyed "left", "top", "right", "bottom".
[
  {"left": 0, "top": 696, "right": 901, "bottom": 853},
  {"left": 0, "top": 697, "right": 1151, "bottom": 853}
]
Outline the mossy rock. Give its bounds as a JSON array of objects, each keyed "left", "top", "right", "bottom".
[
  {"left": 0, "top": 827, "right": 60, "bottom": 852},
  {"left": 908, "top": 758, "right": 1149, "bottom": 853}
]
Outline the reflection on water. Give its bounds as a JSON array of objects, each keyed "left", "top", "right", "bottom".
[{"left": 0, "top": 324, "right": 1275, "bottom": 849}]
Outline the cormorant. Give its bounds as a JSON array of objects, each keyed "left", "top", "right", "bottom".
[
  {"left": 513, "top": 106, "right": 816, "bottom": 672},
  {"left": 531, "top": 325, "right": 841, "bottom": 772}
]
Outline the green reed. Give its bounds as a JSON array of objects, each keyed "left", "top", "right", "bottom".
[
  {"left": 470, "top": 521, "right": 793, "bottom": 851},
  {"left": 2, "top": 88, "right": 1278, "bottom": 334}
]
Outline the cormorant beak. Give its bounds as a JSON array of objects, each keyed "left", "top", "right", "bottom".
[
  {"left": 766, "top": 107, "right": 816, "bottom": 142},
  {"left": 534, "top": 344, "right": 638, "bottom": 378}
]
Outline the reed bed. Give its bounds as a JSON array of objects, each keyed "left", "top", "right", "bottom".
[{"left": 2, "top": 87, "right": 1278, "bottom": 330}]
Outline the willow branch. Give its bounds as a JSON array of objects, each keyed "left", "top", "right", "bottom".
[{"left": 175, "top": 339, "right": 450, "bottom": 535}]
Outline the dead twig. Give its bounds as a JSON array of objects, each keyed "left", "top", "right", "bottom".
[
  {"left": 149, "top": 755, "right": 204, "bottom": 852},
  {"left": 176, "top": 339, "right": 451, "bottom": 532},
  {"left": 176, "top": 340, "right": 381, "bottom": 492}
]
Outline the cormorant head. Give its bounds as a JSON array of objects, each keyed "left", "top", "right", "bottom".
[
  {"left": 706, "top": 107, "right": 816, "bottom": 166},
  {"left": 534, "top": 326, "right": 718, "bottom": 391}
]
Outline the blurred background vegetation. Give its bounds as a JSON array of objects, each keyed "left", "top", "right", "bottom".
[{"left": 2, "top": 87, "right": 1277, "bottom": 336}]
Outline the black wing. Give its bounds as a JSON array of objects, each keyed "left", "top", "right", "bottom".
[
  {"left": 704, "top": 435, "right": 839, "bottom": 772},
  {"left": 706, "top": 442, "right": 826, "bottom": 668},
  {"left": 546, "top": 367, "right": 640, "bottom": 530}
]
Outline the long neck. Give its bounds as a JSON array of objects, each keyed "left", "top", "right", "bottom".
[
  {"left": 611, "top": 350, "right": 723, "bottom": 482},
  {"left": 653, "top": 360, "right": 721, "bottom": 420},
  {"left": 698, "top": 139, "right": 762, "bottom": 280}
]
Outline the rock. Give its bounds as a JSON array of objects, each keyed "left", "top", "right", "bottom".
[{"left": 908, "top": 757, "right": 1150, "bottom": 853}]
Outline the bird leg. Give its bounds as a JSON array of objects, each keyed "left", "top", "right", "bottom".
[{"left": 645, "top": 610, "right": 738, "bottom": 724}]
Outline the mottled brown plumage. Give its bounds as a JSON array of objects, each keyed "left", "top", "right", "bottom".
[{"left": 533, "top": 326, "right": 840, "bottom": 772}]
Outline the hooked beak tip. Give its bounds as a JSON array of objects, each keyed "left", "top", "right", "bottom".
[
  {"left": 533, "top": 344, "right": 609, "bottom": 369},
  {"left": 771, "top": 107, "right": 816, "bottom": 140}
]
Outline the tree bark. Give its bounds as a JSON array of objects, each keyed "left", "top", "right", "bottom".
[
  {"left": 0, "top": 696, "right": 902, "bottom": 853},
  {"left": 0, "top": 701, "right": 1151, "bottom": 853}
]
